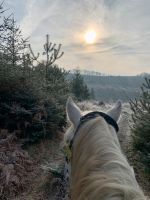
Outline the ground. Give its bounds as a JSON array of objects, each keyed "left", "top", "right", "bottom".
[{"left": 11, "top": 102, "right": 150, "bottom": 200}]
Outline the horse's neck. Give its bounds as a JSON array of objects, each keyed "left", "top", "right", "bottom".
[{"left": 70, "top": 119, "right": 145, "bottom": 200}]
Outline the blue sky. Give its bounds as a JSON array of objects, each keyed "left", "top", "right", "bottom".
[{"left": 3, "top": 0, "right": 150, "bottom": 75}]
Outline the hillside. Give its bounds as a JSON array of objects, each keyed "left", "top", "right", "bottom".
[{"left": 82, "top": 75, "right": 148, "bottom": 102}]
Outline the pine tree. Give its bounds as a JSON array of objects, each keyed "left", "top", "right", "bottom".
[
  {"left": 29, "top": 34, "right": 63, "bottom": 85},
  {"left": 130, "top": 77, "right": 150, "bottom": 173},
  {"left": 0, "top": 14, "right": 29, "bottom": 83},
  {"left": 71, "top": 70, "right": 90, "bottom": 101},
  {"left": 2, "top": 16, "right": 28, "bottom": 67},
  {"left": 0, "top": 7, "right": 70, "bottom": 144},
  {"left": 90, "top": 88, "right": 96, "bottom": 100}
]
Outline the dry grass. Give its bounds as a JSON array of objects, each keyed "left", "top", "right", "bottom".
[{"left": 12, "top": 134, "right": 65, "bottom": 200}]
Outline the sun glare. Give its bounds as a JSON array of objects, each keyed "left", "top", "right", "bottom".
[{"left": 84, "top": 30, "right": 97, "bottom": 44}]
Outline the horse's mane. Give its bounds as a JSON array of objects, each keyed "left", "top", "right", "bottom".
[{"left": 67, "top": 116, "right": 146, "bottom": 200}]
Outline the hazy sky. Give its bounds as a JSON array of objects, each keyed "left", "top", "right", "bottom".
[{"left": 3, "top": 0, "right": 150, "bottom": 75}]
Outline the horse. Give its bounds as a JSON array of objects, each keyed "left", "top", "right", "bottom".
[{"left": 63, "top": 97, "right": 147, "bottom": 200}]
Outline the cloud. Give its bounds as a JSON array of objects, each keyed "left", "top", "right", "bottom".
[
  {"left": 20, "top": 0, "right": 57, "bottom": 37},
  {"left": 3, "top": 0, "right": 26, "bottom": 21},
  {"left": 4, "top": 0, "right": 150, "bottom": 75}
]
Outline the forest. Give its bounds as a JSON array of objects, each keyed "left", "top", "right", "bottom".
[{"left": 69, "top": 73, "right": 149, "bottom": 102}]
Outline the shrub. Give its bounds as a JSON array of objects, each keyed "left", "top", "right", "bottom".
[
  {"left": 130, "top": 77, "right": 150, "bottom": 173},
  {"left": 0, "top": 15, "right": 70, "bottom": 143},
  {"left": 0, "top": 64, "right": 70, "bottom": 144}
]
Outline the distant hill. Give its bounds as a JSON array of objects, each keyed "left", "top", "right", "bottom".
[
  {"left": 69, "top": 69, "right": 105, "bottom": 76},
  {"left": 69, "top": 72, "right": 150, "bottom": 102}
]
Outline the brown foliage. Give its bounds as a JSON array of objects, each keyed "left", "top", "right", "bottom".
[{"left": 0, "top": 129, "right": 34, "bottom": 199}]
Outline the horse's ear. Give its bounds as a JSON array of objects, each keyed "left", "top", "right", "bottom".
[
  {"left": 66, "top": 97, "right": 81, "bottom": 127},
  {"left": 107, "top": 100, "right": 122, "bottom": 122}
]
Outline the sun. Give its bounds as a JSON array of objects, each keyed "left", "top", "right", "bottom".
[{"left": 84, "top": 30, "right": 97, "bottom": 44}]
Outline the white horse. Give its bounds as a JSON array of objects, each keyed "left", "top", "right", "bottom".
[{"left": 63, "top": 97, "right": 147, "bottom": 200}]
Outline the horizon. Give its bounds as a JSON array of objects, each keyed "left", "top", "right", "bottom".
[
  {"left": 69, "top": 68, "right": 150, "bottom": 77},
  {"left": 3, "top": 0, "right": 150, "bottom": 75}
]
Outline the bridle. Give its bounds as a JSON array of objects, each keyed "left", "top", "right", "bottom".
[{"left": 64, "top": 111, "right": 119, "bottom": 162}]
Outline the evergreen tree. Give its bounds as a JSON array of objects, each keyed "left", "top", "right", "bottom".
[
  {"left": 0, "top": 6, "right": 70, "bottom": 144},
  {"left": 130, "top": 77, "right": 150, "bottom": 173},
  {"left": 29, "top": 34, "right": 63, "bottom": 85},
  {"left": 0, "top": 13, "right": 29, "bottom": 83},
  {"left": 90, "top": 88, "right": 96, "bottom": 100},
  {"left": 2, "top": 16, "right": 28, "bottom": 67},
  {"left": 71, "top": 70, "right": 90, "bottom": 101}
]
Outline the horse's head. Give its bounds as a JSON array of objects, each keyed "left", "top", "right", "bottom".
[
  {"left": 65, "top": 97, "right": 122, "bottom": 143},
  {"left": 63, "top": 98, "right": 146, "bottom": 200},
  {"left": 63, "top": 97, "right": 122, "bottom": 179}
]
